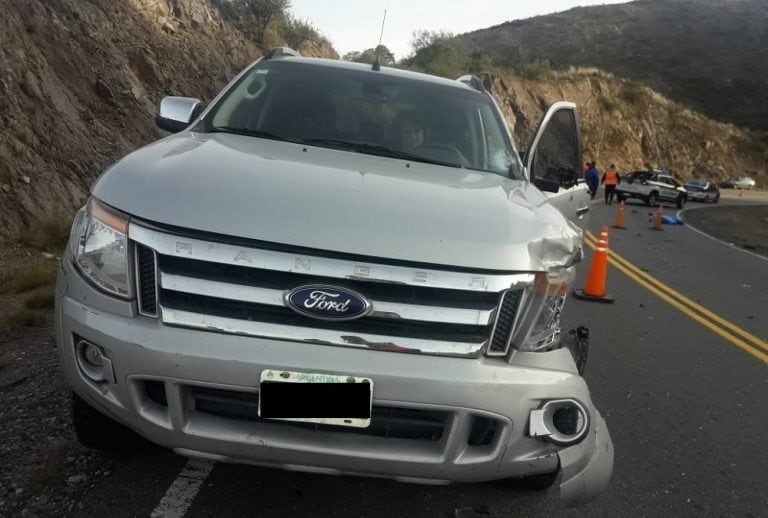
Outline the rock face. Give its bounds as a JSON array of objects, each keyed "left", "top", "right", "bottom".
[
  {"left": 485, "top": 70, "right": 766, "bottom": 183},
  {"left": 0, "top": 0, "right": 336, "bottom": 240}
]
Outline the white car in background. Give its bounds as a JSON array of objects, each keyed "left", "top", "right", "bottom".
[
  {"left": 616, "top": 170, "right": 688, "bottom": 208},
  {"left": 721, "top": 176, "right": 756, "bottom": 190}
]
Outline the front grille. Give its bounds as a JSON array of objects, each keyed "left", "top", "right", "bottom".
[
  {"left": 190, "top": 386, "right": 448, "bottom": 442},
  {"left": 487, "top": 289, "right": 524, "bottom": 355},
  {"left": 135, "top": 244, "right": 158, "bottom": 317},
  {"left": 130, "top": 224, "right": 531, "bottom": 358}
]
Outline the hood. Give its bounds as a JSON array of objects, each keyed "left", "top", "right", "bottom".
[{"left": 92, "top": 132, "right": 579, "bottom": 271}]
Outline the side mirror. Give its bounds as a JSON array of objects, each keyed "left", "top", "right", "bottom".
[
  {"left": 534, "top": 177, "right": 561, "bottom": 193},
  {"left": 156, "top": 96, "right": 205, "bottom": 133}
]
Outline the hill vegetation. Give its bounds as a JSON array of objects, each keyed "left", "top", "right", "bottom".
[{"left": 451, "top": 0, "right": 768, "bottom": 134}]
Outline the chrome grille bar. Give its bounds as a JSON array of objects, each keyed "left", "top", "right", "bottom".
[
  {"left": 163, "top": 308, "right": 486, "bottom": 358},
  {"left": 130, "top": 224, "right": 534, "bottom": 292},
  {"left": 160, "top": 272, "right": 495, "bottom": 326}
]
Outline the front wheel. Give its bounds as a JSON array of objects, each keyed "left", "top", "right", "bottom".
[
  {"left": 714, "top": 195, "right": 720, "bottom": 204},
  {"left": 515, "top": 470, "right": 559, "bottom": 490},
  {"left": 646, "top": 192, "right": 659, "bottom": 206},
  {"left": 71, "top": 391, "right": 149, "bottom": 452},
  {"left": 616, "top": 193, "right": 627, "bottom": 203}
]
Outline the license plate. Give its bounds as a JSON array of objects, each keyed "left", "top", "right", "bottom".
[{"left": 258, "top": 369, "right": 373, "bottom": 428}]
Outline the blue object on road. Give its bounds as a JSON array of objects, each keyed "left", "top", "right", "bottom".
[
  {"left": 662, "top": 215, "right": 684, "bottom": 224},
  {"left": 647, "top": 214, "right": 685, "bottom": 225}
]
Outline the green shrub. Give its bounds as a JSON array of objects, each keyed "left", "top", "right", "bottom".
[
  {"left": 25, "top": 290, "right": 55, "bottom": 310},
  {"left": 622, "top": 82, "right": 651, "bottom": 104},
  {"left": 17, "top": 213, "right": 73, "bottom": 252},
  {"left": 280, "top": 16, "right": 323, "bottom": 49},
  {"left": 0, "top": 262, "right": 58, "bottom": 294},
  {"left": 599, "top": 96, "right": 622, "bottom": 114},
  {"left": 1, "top": 309, "right": 45, "bottom": 329},
  {"left": 515, "top": 60, "right": 553, "bottom": 81}
]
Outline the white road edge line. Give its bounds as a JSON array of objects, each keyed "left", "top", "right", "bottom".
[
  {"left": 677, "top": 206, "right": 768, "bottom": 263},
  {"left": 150, "top": 458, "right": 216, "bottom": 518}
]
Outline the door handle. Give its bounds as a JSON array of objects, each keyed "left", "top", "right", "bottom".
[{"left": 576, "top": 207, "right": 590, "bottom": 215}]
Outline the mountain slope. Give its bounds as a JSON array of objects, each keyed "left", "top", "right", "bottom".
[
  {"left": 454, "top": 0, "right": 768, "bottom": 133},
  {"left": 484, "top": 69, "right": 765, "bottom": 184}
]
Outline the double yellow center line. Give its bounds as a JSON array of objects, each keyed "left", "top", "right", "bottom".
[{"left": 584, "top": 230, "right": 768, "bottom": 363}]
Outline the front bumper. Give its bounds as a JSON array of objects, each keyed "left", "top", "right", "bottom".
[{"left": 55, "top": 258, "right": 613, "bottom": 505}]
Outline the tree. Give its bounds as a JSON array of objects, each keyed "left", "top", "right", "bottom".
[
  {"left": 405, "top": 30, "right": 464, "bottom": 78},
  {"left": 342, "top": 45, "right": 395, "bottom": 65},
  {"left": 230, "top": 0, "right": 291, "bottom": 44},
  {"left": 281, "top": 16, "right": 321, "bottom": 49},
  {"left": 409, "top": 29, "right": 454, "bottom": 55}
]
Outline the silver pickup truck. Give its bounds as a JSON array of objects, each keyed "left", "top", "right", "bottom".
[{"left": 56, "top": 48, "right": 612, "bottom": 506}]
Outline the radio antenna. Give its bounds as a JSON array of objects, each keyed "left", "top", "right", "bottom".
[{"left": 372, "top": 9, "right": 387, "bottom": 71}]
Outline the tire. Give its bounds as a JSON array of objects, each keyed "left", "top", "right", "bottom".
[
  {"left": 714, "top": 195, "right": 720, "bottom": 204},
  {"left": 71, "top": 391, "right": 149, "bottom": 452},
  {"left": 676, "top": 194, "right": 686, "bottom": 209},
  {"left": 616, "top": 193, "right": 627, "bottom": 203},
  {"left": 515, "top": 470, "right": 559, "bottom": 490},
  {"left": 646, "top": 192, "right": 659, "bottom": 206}
]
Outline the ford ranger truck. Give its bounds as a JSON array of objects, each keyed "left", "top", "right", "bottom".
[{"left": 56, "top": 48, "right": 612, "bottom": 506}]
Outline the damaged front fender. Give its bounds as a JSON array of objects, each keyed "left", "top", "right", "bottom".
[{"left": 557, "top": 411, "right": 614, "bottom": 507}]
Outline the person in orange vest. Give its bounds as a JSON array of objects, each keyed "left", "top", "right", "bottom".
[{"left": 601, "top": 164, "right": 621, "bottom": 205}]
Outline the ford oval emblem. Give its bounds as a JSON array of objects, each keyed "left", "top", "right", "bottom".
[{"left": 284, "top": 285, "right": 372, "bottom": 321}]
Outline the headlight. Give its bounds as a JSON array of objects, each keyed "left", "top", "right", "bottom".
[
  {"left": 71, "top": 198, "right": 132, "bottom": 299},
  {"left": 512, "top": 267, "right": 574, "bottom": 352}
]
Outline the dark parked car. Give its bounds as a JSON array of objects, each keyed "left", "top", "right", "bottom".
[{"left": 684, "top": 179, "right": 720, "bottom": 203}]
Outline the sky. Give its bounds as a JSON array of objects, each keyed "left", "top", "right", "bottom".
[{"left": 290, "top": 1, "right": 631, "bottom": 60}]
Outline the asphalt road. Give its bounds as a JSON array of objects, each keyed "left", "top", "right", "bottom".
[{"left": 70, "top": 197, "right": 767, "bottom": 518}]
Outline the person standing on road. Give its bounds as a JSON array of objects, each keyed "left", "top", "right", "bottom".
[
  {"left": 601, "top": 164, "right": 620, "bottom": 205},
  {"left": 585, "top": 162, "right": 600, "bottom": 199}
]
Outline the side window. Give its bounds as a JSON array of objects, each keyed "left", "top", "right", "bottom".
[{"left": 529, "top": 108, "right": 580, "bottom": 187}]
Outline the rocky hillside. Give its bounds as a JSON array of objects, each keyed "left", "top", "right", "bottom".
[
  {"left": 0, "top": 0, "right": 336, "bottom": 240},
  {"left": 454, "top": 0, "right": 768, "bottom": 133},
  {"left": 486, "top": 69, "right": 766, "bottom": 183}
]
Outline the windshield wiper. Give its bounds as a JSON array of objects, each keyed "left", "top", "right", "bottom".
[
  {"left": 208, "top": 126, "right": 296, "bottom": 143},
  {"left": 301, "top": 138, "right": 461, "bottom": 168}
]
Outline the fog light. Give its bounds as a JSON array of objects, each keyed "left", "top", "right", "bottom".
[
  {"left": 75, "top": 339, "right": 115, "bottom": 383},
  {"left": 529, "top": 399, "right": 589, "bottom": 446}
]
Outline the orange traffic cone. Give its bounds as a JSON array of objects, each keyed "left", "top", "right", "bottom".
[
  {"left": 573, "top": 226, "right": 615, "bottom": 303},
  {"left": 612, "top": 201, "right": 626, "bottom": 229},
  {"left": 650, "top": 204, "right": 664, "bottom": 231}
]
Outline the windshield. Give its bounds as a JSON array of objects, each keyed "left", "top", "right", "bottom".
[{"left": 203, "top": 61, "right": 523, "bottom": 177}]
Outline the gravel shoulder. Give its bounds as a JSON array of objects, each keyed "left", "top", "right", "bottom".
[
  {"left": 682, "top": 204, "right": 768, "bottom": 258},
  {"left": 0, "top": 242, "right": 117, "bottom": 518}
]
